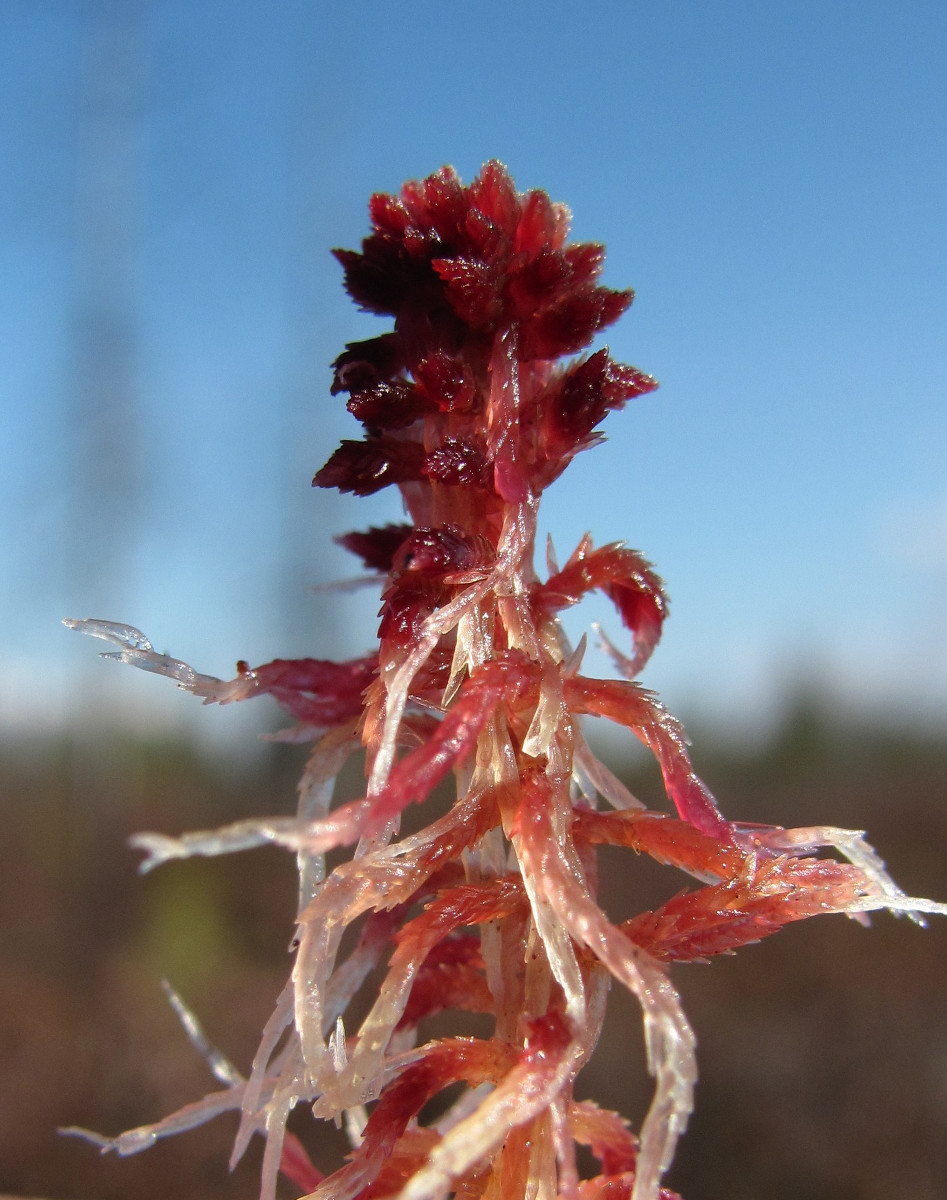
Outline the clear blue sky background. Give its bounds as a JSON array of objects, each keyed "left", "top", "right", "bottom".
[{"left": 3, "top": 1, "right": 945, "bottom": 743}]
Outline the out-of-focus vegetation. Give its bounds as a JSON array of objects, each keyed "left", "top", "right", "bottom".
[{"left": 2, "top": 703, "right": 945, "bottom": 1200}]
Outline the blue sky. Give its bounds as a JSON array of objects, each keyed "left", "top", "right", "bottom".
[{"left": 3, "top": 1, "right": 946, "bottom": 742}]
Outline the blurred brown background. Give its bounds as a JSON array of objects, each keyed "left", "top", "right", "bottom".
[{"left": 2, "top": 704, "right": 945, "bottom": 1200}]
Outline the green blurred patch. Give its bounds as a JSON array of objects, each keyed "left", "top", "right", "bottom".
[{"left": 140, "top": 867, "right": 232, "bottom": 993}]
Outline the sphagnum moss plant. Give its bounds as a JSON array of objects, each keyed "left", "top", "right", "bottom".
[{"left": 66, "top": 161, "right": 947, "bottom": 1200}]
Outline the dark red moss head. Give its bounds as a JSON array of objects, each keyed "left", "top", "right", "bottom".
[
  {"left": 331, "top": 161, "right": 630, "bottom": 354},
  {"left": 314, "top": 161, "right": 657, "bottom": 520}
]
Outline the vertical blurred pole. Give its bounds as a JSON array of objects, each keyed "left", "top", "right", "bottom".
[
  {"left": 278, "top": 7, "right": 346, "bottom": 668},
  {"left": 70, "top": 0, "right": 144, "bottom": 658},
  {"left": 61, "top": 0, "right": 146, "bottom": 971}
]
